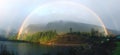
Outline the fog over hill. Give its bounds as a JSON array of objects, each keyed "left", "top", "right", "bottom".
[
  {"left": 23, "top": 21, "right": 120, "bottom": 35},
  {"left": 24, "top": 21, "right": 104, "bottom": 33}
]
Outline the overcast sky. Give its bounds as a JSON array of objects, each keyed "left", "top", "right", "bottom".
[{"left": 0, "top": 0, "right": 120, "bottom": 31}]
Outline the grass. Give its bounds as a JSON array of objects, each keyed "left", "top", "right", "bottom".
[{"left": 113, "top": 42, "right": 120, "bottom": 55}]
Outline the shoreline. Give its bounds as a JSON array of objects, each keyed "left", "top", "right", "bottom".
[
  {"left": 40, "top": 42, "right": 87, "bottom": 46},
  {"left": 0, "top": 40, "right": 87, "bottom": 46}
]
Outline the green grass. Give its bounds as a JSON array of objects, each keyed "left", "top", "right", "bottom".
[{"left": 113, "top": 42, "right": 120, "bottom": 55}]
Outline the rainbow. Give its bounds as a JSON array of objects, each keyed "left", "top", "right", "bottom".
[{"left": 17, "top": 1, "right": 108, "bottom": 40}]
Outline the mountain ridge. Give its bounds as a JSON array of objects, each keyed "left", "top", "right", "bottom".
[{"left": 24, "top": 21, "right": 104, "bottom": 33}]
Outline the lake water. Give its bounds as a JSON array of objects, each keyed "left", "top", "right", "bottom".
[{"left": 0, "top": 41, "right": 82, "bottom": 55}]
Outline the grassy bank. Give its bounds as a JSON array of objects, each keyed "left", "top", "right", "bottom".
[{"left": 113, "top": 42, "right": 120, "bottom": 55}]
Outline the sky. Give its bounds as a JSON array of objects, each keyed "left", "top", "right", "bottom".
[
  {"left": 0, "top": 0, "right": 120, "bottom": 32},
  {"left": 25, "top": 1, "right": 102, "bottom": 26}
]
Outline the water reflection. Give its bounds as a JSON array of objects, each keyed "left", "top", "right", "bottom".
[
  {"left": 0, "top": 40, "right": 116, "bottom": 55},
  {"left": 0, "top": 44, "right": 15, "bottom": 55}
]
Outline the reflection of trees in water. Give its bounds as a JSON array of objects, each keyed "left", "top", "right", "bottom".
[{"left": 0, "top": 44, "right": 15, "bottom": 55}]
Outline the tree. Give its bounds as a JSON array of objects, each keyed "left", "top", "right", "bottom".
[
  {"left": 70, "top": 27, "right": 73, "bottom": 33},
  {"left": 91, "top": 28, "right": 95, "bottom": 36}
]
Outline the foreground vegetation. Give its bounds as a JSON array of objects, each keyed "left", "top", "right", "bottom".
[{"left": 113, "top": 42, "right": 120, "bottom": 55}]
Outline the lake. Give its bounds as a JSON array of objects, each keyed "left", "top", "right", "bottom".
[{"left": 0, "top": 41, "right": 83, "bottom": 55}]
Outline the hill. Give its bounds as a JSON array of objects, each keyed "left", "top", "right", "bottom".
[{"left": 25, "top": 21, "right": 104, "bottom": 34}]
